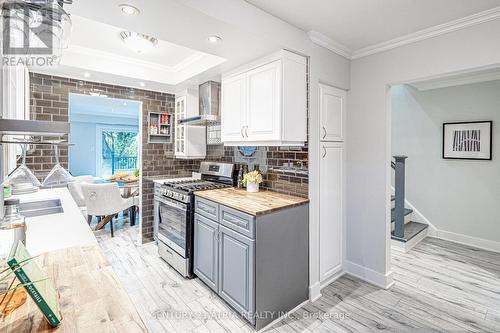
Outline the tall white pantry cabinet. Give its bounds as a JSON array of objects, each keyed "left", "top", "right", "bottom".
[{"left": 318, "top": 83, "right": 346, "bottom": 284}]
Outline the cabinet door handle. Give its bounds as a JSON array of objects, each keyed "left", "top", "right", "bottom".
[
  {"left": 245, "top": 126, "right": 249, "bottom": 138},
  {"left": 322, "top": 126, "right": 327, "bottom": 139},
  {"left": 241, "top": 126, "right": 245, "bottom": 138},
  {"left": 322, "top": 146, "right": 327, "bottom": 158}
]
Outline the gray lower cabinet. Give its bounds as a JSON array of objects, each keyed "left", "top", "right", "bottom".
[
  {"left": 219, "top": 225, "right": 255, "bottom": 324},
  {"left": 194, "top": 196, "right": 308, "bottom": 331},
  {"left": 193, "top": 214, "right": 218, "bottom": 292}
]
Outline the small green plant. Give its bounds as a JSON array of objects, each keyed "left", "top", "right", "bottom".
[{"left": 134, "top": 169, "right": 140, "bottom": 177}]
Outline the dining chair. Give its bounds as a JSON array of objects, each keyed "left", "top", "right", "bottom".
[
  {"left": 81, "top": 182, "right": 137, "bottom": 237},
  {"left": 67, "top": 175, "right": 94, "bottom": 217}
]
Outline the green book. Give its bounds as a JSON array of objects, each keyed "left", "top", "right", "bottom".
[{"left": 7, "top": 242, "right": 62, "bottom": 328}]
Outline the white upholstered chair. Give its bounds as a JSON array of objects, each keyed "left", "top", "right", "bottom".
[
  {"left": 81, "top": 182, "right": 137, "bottom": 237},
  {"left": 67, "top": 175, "right": 94, "bottom": 216}
]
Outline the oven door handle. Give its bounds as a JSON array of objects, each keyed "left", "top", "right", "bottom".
[{"left": 156, "top": 197, "right": 187, "bottom": 210}]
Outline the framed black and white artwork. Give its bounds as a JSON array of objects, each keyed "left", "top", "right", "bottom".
[{"left": 442, "top": 121, "right": 492, "bottom": 160}]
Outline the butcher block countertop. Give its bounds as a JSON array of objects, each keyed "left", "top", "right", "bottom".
[
  {"left": 0, "top": 245, "right": 147, "bottom": 333},
  {"left": 1, "top": 188, "right": 146, "bottom": 332},
  {"left": 195, "top": 188, "right": 309, "bottom": 216}
]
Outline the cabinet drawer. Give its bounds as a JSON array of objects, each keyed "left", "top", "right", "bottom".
[
  {"left": 195, "top": 197, "right": 219, "bottom": 221},
  {"left": 220, "top": 205, "right": 255, "bottom": 239}
]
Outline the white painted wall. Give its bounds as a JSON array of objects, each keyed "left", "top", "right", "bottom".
[
  {"left": 347, "top": 18, "right": 500, "bottom": 286},
  {"left": 392, "top": 82, "right": 500, "bottom": 244}
]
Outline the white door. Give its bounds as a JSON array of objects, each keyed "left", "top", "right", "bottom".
[
  {"left": 221, "top": 73, "right": 247, "bottom": 142},
  {"left": 319, "top": 142, "right": 344, "bottom": 281},
  {"left": 246, "top": 60, "right": 281, "bottom": 141},
  {"left": 320, "top": 84, "right": 346, "bottom": 142}
]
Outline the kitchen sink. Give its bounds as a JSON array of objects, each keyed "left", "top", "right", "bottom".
[{"left": 19, "top": 199, "right": 64, "bottom": 218}]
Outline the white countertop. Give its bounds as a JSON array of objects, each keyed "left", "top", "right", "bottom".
[{"left": 12, "top": 187, "right": 97, "bottom": 256}]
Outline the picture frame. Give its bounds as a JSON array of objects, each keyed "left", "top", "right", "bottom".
[{"left": 442, "top": 121, "right": 492, "bottom": 160}]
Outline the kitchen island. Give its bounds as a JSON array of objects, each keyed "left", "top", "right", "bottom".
[
  {"left": 193, "top": 188, "right": 309, "bottom": 330},
  {"left": 0, "top": 188, "right": 147, "bottom": 332}
]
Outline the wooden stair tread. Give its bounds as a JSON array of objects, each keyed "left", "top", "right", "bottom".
[
  {"left": 391, "top": 221, "right": 428, "bottom": 243},
  {"left": 391, "top": 207, "right": 413, "bottom": 222}
]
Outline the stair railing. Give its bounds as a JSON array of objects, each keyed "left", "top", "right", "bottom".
[{"left": 391, "top": 156, "right": 407, "bottom": 238}]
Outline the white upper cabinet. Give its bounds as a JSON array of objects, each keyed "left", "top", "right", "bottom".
[
  {"left": 175, "top": 90, "right": 206, "bottom": 159},
  {"left": 246, "top": 61, "right": 281, "bottom": 141},
  {"left": 221, "top": 73, "right": 246, "bottom": 141},
  {"left": 221, "top": 50, "right": 307, "bottom": 146},
  {"left": 319, "top": 84, "right": 346, "bottom": 142}
]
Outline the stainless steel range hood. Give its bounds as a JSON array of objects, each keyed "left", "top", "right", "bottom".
[{"left": 179, "top": 81, "right": 220, "bottom": 126}]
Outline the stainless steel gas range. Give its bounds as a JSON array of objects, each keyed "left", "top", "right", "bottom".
[{"left": 153, "top": 162, "right": 235, "bottom": 278}]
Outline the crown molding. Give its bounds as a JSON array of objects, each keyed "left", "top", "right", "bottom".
[
  {"left": 172, "top": 51, "right": 207, "bottom": 72},
  {"left": 410, "top": 69, "right": 500, "bottom": 91},
  {"left": 351, "top": 6, "right": 500, "bottom": 59},
  {"left": 308, "top": 7, "right": 500, "bottom": 60},
  {"left": 307, "top": 30, "right": 352, "bottom": 59},
  {"left": 68, "top": 45, "right": 178, "bottom": 72}
]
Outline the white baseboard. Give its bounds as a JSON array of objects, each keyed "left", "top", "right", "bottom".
[
  {"left": 257, "top": 299, "right": 309, "bottom": 333},
  {"left": 344, "top": 260, "right": 394, "bottom": 289},
  {"left": 308, "top": 282, "right": 322, "bottom": 302},
  {"left": 432, "top": 230, "right": 500, "bottom": 253},
  {"left": 320, "top": 270, "right": 345, "bottom": 289},
  {"left": 309, "top": 271, "right": 345, "bottom": 302}
]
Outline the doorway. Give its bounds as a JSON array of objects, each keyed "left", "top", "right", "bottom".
[
  {"left": 68, "top": 93, "right": 142, "bottom": 237},
  {"left": 68, "top": 94, "right": 141, "bottom": 178}
]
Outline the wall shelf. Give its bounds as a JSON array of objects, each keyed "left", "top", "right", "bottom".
[{"left": 148, "top": 112, "right": 172, "bottom": 144}]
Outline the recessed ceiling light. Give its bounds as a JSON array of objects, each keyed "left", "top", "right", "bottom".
[
  {"left": 123, "top": 102, "right": 128, "bottom": 106},
  {"left": 83, "top": 72, "right": 91, "bottom": 78},
  {"left": 207, "top": 35, "right": 222, "bottom": 43},
  {"left": 119, "top": 4, "right": 140, "bottom": 16},
  {"left": 120, "top": 31, "right": 158, "bottom": 53},
  {"left": 139, "top": 82, "right": 145, "bottom": 87}
]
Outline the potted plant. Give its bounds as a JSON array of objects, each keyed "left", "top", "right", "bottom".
[{"left": 243, "top": 170, "right": 263, "bottom": 193}]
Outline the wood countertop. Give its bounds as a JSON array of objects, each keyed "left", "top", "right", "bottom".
[
  {"left": 195, "top": 188, "right": 309, "bottom": 216},
  {"left": 0, "top": 245, "right": 147, "bottom": 333}
]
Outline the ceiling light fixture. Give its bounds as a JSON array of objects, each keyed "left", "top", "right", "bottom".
[
  {"left": 139, "top": 82, "right": 145, "bottom": 87},
  {"left": 207, "top": 35, "right": 222, "bottom": 43},
  {"left": 119, "top": 4, "right": 140, "bottom": 16},
  {"left": 120, "top": 31, "right": 158, "bottom": 53},
  {"left": 83, "top": 72, "right": 91, "bottom": 78}
]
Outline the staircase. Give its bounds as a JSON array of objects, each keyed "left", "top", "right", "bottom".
[{"left": 391, "top": 156, "right": 428, "bottom": 252}]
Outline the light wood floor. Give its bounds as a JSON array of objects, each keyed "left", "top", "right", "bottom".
[{"left": 95, "top": 225, "right": 500, "bottom": 332}]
